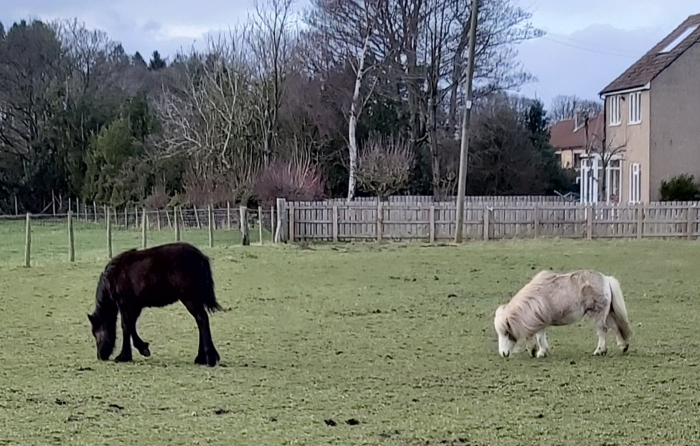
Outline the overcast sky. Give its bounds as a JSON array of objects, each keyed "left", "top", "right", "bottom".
[{"left": 2, "top": 0, "right": 698, "bottom": 109}]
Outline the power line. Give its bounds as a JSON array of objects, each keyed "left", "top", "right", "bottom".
[
  {"left": 541, "top": 36, "right": 639, "bottom": 58},
  {"left": 544, "top": 31, "right": 641, "bottom": 56}
]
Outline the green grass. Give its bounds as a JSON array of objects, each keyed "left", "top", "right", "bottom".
[{"left": 2, "top": 222, "right": 700, "bottom": 445}]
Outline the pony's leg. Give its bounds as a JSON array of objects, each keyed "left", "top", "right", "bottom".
[
  {"left": 606, "top": 314, "right": 629, "bottom": 353},
  {"left": 593, "top": 309, "right": 610, "bottom": 356},
  {"left": 183, "top": 302, "right": 220, "bottom": 367},
  {"left": 114, "top": 308, "right": 136, "bottom": 362},
  {"left": 131, "top": 327, "right": 151, "bottom": 357},
  {"left": 535, "top": 330, "right": 549, "bottom": 358}
]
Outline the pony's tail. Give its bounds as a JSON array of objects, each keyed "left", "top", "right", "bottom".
[
  {"left": 200, "top": 255, "right": 223, "bottom": 314},
  {"left": 606, "top": 275, "right": 633, "bottom": 341}
]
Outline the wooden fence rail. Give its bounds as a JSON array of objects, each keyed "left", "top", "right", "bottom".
[{"left": 283, "top": 200, "right": 700, "bottom": 242}]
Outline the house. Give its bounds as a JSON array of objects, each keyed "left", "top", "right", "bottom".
[
  {"left": 550, "top": 113, "right": 604, "bottom": 173},
  {"left": 598, "top": 13, "right": 700, "bottom": 204}
]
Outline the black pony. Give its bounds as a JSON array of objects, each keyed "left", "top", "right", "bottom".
[{"left": 88, "top": 242, "right": 222, "bottom": 366}]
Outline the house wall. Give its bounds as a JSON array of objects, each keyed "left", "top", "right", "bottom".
[
  {"left": 605, "top": 90, "right": 651, "bottom": 203},
  {"left": 650, "top": 41, "right": 700, "bottom": 201},
  {"left": 557, "top": 148, "right": 585, "bottom": 169}
]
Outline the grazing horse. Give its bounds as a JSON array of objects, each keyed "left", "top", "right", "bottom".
[
  {"left": 87, "top": 242, "right": 222, "bottom": 366},
  {"left": 493, "top": 269, "right": 632, "bottom": 358}
]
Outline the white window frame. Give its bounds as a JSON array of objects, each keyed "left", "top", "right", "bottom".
[
  {"left": 580, "top": 155, "right": 601, "bottom": 204},
  {"left": 629, "top": 92, "right": 642, "bottom": 125},
  {"left": 605, "top": 158, "right": 622, "bottom": 204},
  {"left": 629, "top": 163, "right": 641, "bottom": 204},
  {"left": 609, "top": 95, "right": 621, "bottom": 126}
]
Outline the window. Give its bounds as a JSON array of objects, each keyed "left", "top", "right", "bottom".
[
  {"left": 659, "top": 24, "right": 699, "bottom": 53},
  {"left": 606, "top": 159, "right": 621, "bottom": 203},
  {"left": 629, "top": 92, "right": 642, "bottom": 124},
  {"left": 609, "top": 95, "right": 621, "bottom": 125},
  {"left": 573, "top": 154, "right": 582, "bottom": 171},
  {"left": 580, "top": 155, "right": 602, "bottom": 204},
  {"left": 629, "top": 163, "right": 641, "bottom": 204}
]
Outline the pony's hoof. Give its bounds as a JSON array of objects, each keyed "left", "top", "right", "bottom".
[
  {"left": 195, "top": 350, "right": 220, "bottom": 366},
  {"left": 138, "top": 344, "right": 151, "bottom": 357},
  {"left": 206, "top": 351, "right": 220, "bottom": 367},
  {"left": 622, "top": 344, "right": 629, "bottom": 354},
  {"left": 593, "top": 349, "right": 607, "bottom": 356},
  {"left": 114, "top": 353, "right": 133, "bottom": 363},
  {"left": 530, "top": 347, "right": 537, "bottom": 358},
  {"left": 536, "top": 351, "right": 547, "bottom": 358}
]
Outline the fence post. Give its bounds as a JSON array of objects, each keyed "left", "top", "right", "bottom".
[
  {"left": 124, "top": 208, "right": 128, "bottom": 229},
  {"left": 271, "top": 206, "right": 276, "bottom": 242},
  {"left": 687, "top": 205, "right": 694, "bottom": 240},
  {"left": 483, "top": 206, "right": 490, "bottom": 241},
  {"left": 376, "top": 200, "right": 383, "bottom": 243},
  {"left": 24, "top": 213, "right": 31, "bottom": 267},
  {"left": 77, "top": 198, "right": 80, "bottom": 221},
  {"left": 533, "top": 204, "right": 539, "bottom": 238},
  {"left": 587, "top": 205, "right": 594, "bottom": 240},
  {"left": 275, "top": 198, "right": 287, "bottom": 243},
  {"left": 14, "top": 195, "right": 18, "bottom": 215},
  {"left": 288, "top": 203, "right": 295, "bottom": 242},
  {"left": 175, "top": 206, "right": 181, "bottom": 241},
  {"left": 332, "top": 205, "right": 339, "bottom": 242},
  {"left": 142, "top": 208, "right": 148, "bottom": 249},
  {"left": 429, "top": 205, "right": 435, "bottom": 244},
  {"left": 258, "top": 206, "right": 263, "bottom": 245},
  {"left": 227, "top": 201, "right": 231, "bottom": 230},
  {"left": 68, "top": 210, "right": 75, "bottom": 262},
  {"left": 636, "top": 204, "right": 643, "bottom": 239},
  {"left": 240, "top": 206, "right": 250, "bottom": 245},
  {"left": 208, "top": 205, "right": 214, "bottom": 248},
  {"left": 107, "top": 207, "right": 113, "bottom": 258},
  {"left": 93, "top": 201, "right": 98, "bottom": 223},
  {"left": 194, "top": 205, "right": 201, "bottom": 229},
  {"left": 166, "top": 208, "right": 172, "bottom": 229}
]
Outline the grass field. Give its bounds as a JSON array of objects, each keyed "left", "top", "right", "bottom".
[{"left": 2, "top": 221, "right": 700, "bottom": 445}]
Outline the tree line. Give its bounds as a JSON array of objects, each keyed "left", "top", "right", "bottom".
[{"left": 0, "top": 0, "right": 579, "bottom": 214}]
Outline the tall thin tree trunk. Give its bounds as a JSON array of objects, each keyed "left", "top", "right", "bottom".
[{"left": 347, "top": 29, "right": 373, "bottom": 202}]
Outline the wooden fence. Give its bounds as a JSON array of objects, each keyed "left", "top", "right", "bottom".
[
  {"left": 321, "top": 195, "right": 571, "bottom": 206},
  {"left": 282, "top": 200, "right": 700, "bottom": 242}
]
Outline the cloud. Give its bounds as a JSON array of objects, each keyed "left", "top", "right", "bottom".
[
  {"left": 511, "top": 0, "right": 699, "bottom": 109},
  {"left": 512, "top": 24, "right": 667, "bottom": 106},
  {"left": 1, "top": 0, "right": 697, "bottom": 109}
]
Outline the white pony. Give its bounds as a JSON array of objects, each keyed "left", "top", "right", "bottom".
[{"left": 493, "top": 269, "right": 632, "bottom": 358}]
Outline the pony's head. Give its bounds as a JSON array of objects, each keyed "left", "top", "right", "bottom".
[
  {"left": 88, "top": 312, "right": 116, "bottom": 360},
  {"left": 88, "top": 271, "right": 117, "bottom": 360},
  {"left": 494, "top": 304, "right": 517, "bottom": 357}
]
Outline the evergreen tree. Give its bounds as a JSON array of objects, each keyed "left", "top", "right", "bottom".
[{"left": 148, "top": 50, "right": 167, "bottom": 71}]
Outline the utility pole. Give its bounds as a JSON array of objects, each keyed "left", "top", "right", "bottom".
[{"left": 454, "top": 0, "right": 480, "bottom": 243}]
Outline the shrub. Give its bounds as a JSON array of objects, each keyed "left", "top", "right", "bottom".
[
  {"left": 252, "top": 159, "right": 326, "bottom": 206},
  {"left": 659, "top": 174, "right": 700, "bottom": 201},
  {"left": 356, "top": 135, "right": 415, "bottom": 199}
]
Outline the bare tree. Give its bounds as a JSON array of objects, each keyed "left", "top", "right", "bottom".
[
  {"left": 356, "top": 134, "right": 415, "bottom": 198},
  {"left": 368, "top": 0, "right": 540, "bottom": 194},
  {"left": 151, "top": 32, "right": 261, "bottom": 203},
  {"left": 246, "top": 0, "right": 298, "bottom": 165},
  {"left": 583, "top": 115, "right": 627, "bottom": 203},
  {"left": 306, "top": 0, "right": 383, "bottom": 201},
  {"left": 550, "top": 94, "right": 602, "bottom": 123},
  {"left": 0, "top": 20, "right": 67, "bottom": 186}
]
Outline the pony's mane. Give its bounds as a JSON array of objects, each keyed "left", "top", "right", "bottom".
[
  {"left": 500, "top": 270, "right": 561, "bottom": 339},
  {"left": 90, "top": 253, "right": 130, "bottom": 323}
]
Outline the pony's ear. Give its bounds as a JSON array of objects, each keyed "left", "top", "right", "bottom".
[{"left": 87, "top": 313, "right": 95, "bottom": 324}]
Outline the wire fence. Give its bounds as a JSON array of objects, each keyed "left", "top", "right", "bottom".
[{"left": 0, "top": 205, "right": 277, "bottom": 267}]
